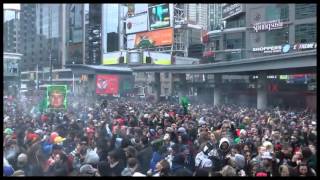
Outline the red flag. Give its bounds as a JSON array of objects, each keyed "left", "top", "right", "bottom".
[{"left": 96, "top": 75, "right": 119, "bottom": 95}]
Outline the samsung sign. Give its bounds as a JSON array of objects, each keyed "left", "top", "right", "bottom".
[
  {"left": 222, "top": 4, "right": 243, "bottom": 20},
  {"left": 252, "top": 20, "right": 284, "bottom": 32},
  {"left": 126, "top": 13, "right": 148, "bottom": 34}
]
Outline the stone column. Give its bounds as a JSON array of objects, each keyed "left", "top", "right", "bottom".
[
  {"left": 154, "top": 72, "right": 161, "bottom": 102},
  {"left": 179, "top": 73, "right": 187, "bottom": 96},
  {"left": 214, "top": 74, "right": 222, "bottom": 106},
  {"left": 257, "top": 72, "right": 268, "bottom": 110}
]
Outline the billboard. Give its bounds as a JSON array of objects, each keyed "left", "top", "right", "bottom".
[
  {"left": 102, "top": 51, "right": 127, "bottom": 65},
  {"left": 135, "top": 28, "right": 173, "bottom": 48},
  {"left": 135, "top": 4, "right": 148, "bottom": 14},
  {"left": 148, "top": 4, "right": 171, "bottom": 30},
  {"left": 126, "top": 13, "right": 148, "bottom": 34},
  {"left": 96, "top": 75, "right": 119, "bottom": 95},
  {"left": 127, "top": 3, "right": 148, "bottom": 16},
  {"left": 222, "top": 4, "right": 244, "bottom": 20},
  {"left": 46, "top": 85, "right": 67, "bottom": 109},
  {"left": 143, "top": 52, "right": 171, "bottom": 65},
  {"left": 127, "top": 34, "right": 136, "bottom": 49}
]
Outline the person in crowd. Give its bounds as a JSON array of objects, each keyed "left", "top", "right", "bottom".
[
  {"left": 107, "top": 150, "right": 125, "bottom": 176},
  {"left": 137, "top": 136, "right": 153, "bottom": 174}
]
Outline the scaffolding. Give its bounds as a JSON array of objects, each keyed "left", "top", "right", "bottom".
[{"left": 171, "top": 4, "right": 187, "bottom": 57}]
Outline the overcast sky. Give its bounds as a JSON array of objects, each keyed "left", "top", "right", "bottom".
[{"left": 3, "top": 4, "right": 20, "bottom": 10}]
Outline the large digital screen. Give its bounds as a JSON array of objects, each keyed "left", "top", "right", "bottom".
[
  {"left": 46, "top": 85, "right": 67, "bottom": 109},
  {"left": 126, "top": 13, "right": 148, "bottom": 34},
  {"left": 148, "top": 4, "right": 171, "bottom": 30},
  {"left": 134, "top": 28, "right": 173, "bottom": 48},
  {"left": 96, "top": 75, "right": 119, "bottom": 95}
]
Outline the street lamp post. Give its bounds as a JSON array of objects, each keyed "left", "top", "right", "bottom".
[
  {"left": 49, "top": 52, "right": 52, "bottom": 85},
  {"left": 49, "top": 8, "right": 53, "bottom": 85},
  {"left": 72, "top": 61, "right": 75, "bottom": 93}
]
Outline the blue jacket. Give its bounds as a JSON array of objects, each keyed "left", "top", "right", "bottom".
[{"left": 150, "top": 151, "right": 163, "bottom": 173}]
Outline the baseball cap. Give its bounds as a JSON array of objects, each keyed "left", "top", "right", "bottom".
[
  {"left": 54, "top": 136, "right": 66, "bottom": 144},
  {"left": 261, "top": 152, "right": 273, "bottom": 160},
  {"left": 178, "top": 127, "right": 186, "bottom": 134}
]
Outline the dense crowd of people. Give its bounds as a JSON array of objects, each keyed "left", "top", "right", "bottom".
[{"left": 3, "top": 93, "right": 317, "bottom": 176}]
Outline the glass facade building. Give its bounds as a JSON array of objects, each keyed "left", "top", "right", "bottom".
[
  {"left": 66, "top": 4, "right": 85, "bottom": 65},
  {"left": 208, "top": 4, "right": 222, "bottom": 31},
  {"left": 20, "top": 4, "right": 65, "bottom": 71},
  {"left": 4, "top": 9, "right": 20, "bottom": 53},
  {"left": 102, "top": 4, "right": 120, "bottom": 53}
]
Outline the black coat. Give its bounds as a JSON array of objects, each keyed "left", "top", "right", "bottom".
[
  {"left": 108, "top": 161, "right": 126, "bottom": 176},
  {"left": 137, "top": 145, "right": 153, "bottom": 174}
]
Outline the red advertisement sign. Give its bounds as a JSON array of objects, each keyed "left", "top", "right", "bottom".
[{"left": 96, "top": 75, "right": 119, "bottom": 95}]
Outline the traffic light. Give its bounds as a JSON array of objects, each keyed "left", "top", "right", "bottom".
[
  {"left": 119, "top": 56, "right": 125, "bottom": 64},
  {"left": 146, "top": 56, "right": 152, "bottom": 64}
]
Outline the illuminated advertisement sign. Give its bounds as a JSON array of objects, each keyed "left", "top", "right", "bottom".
[
  {"left": 102, "top": 51, "right": 127, "bottom": 65},
  {"left": 148, "top": 4, "right": 171, "bottom": 30},
  {"left": 222, "top": 4, "right": 244, "bottom": 20},
  {"left": 252, "top": 19, "right": 284, "bottom": 32},
  {"left": 46, "top": 85, "right": 67, "bottom": 109},
  {"left": 135, "top": 28, "right": 173, "bottom": 48},
  {"left": 126, "top": 13, "right": 148, "bottom": 34},
  {"left": 293, "top": 42, "right": 317, "bottom": 50},
  {"left": 96, "top": 75, "right": 119, "bottom": 95},
  {"left": 252, "top": 43, "right": 316, "bottom": 53},
  {"left": 143, "top": 51, "right": 171, "bottom": 65}
]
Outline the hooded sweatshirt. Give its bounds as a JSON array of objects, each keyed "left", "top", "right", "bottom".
[{"left": 212, "top": 137, "right": 231, "bottom": 171}]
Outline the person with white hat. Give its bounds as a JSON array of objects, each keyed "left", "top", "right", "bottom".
[{"left": 259, "top": 151, "right": 279, "bottom": 176}]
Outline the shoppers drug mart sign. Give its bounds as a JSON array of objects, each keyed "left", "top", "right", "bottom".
[
  {"left": 252, "top": 19, "right": 284, "bottom": 32},
  {"left": 252, "top": 45, "right": 283, "bottom": 53},
  {"left": 252, "top": 42, "right": 316, "bottom": 53}
]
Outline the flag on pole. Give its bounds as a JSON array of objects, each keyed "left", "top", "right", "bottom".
[
  {"left": 180, "top": 96, "right": 190, "bottom": 115},
  {"left": 38, "top": 97, "right": 47, "bottom": 113}
]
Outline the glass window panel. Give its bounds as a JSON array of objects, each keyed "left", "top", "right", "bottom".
[
  {"left": 295, "top": 4, "right": 316, "bottom": 19},
  {"left": 265, "top": 27, "right": 289, "bottom": 46},
  {"left": 295, "top": 23, "right": 316, "bottom": 43}
]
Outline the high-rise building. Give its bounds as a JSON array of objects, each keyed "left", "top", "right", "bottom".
[
  {"left": 102, "top": 4, "right": 120, "bottom": 53},
  {"left": 4, "top": 8, "right": 23, "bottom": 94},
  {"left": 20, "top": 4, "right": 66, "bottom": 71},
  {"left": 208, "top": 4, "right": 223, "bottom": 31},
  {"left": 186, "top": 4, "right": 209, "bottom": 30},
  {"left": 87, "top": 4, "right": 102, "bottom": 65},
  {"left": 66, "top": 4, "right": 86, "bottom": 65},
  {"left": 4, "top": 8, "right": 20, "bottom": 53}
]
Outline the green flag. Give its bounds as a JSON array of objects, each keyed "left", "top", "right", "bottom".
[
  {"left": 38, "top": 97, "right": 47, "bottom": 113},
  {"left": 180, "top": 96, "right": 189, "bottom": 115}
]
